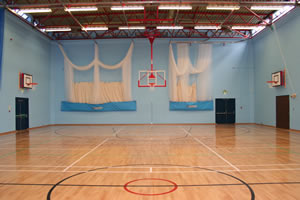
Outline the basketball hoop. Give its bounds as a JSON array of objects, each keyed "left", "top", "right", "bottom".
[
  {"left": 19, "top": 73, "right": 38, "bottom": 90},
  {"left": 149, "top": 84, "right": 155, "bottom": 92},
  {"left": 28, "top": 83, "right": 38, "bottom": 86},
  {"left": 138, "top": 34, "right": 166, "bottom": 88},
  {"left": 266, "top": 81, "right": 277, "bottom": 88},
  {"left": 267, "top": 70, "right": 285, "bottom": 88},
  {"left": 29, "top": 83, "right": 38, "bottom": 90},
  {"left": 138, "top": 70, "right": 166, "bottom": 88}
]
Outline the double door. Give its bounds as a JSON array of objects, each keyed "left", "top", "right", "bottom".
[
  {"left": 16, "top": 97, "right": 29, "bottom": 130},
  {"left": 215, "top": 98, "right": 235, "bottom": 124}
]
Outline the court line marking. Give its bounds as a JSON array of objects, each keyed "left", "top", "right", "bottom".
[
  {"left": 0, "top": 148, "right": 96, "bottom": 150},
  {"left": 113, "top": 126, "right": 124, "bottom": 137},
  {"left": 182, "top": 128, "right": 240, "bottom": 171},
  {"left": 2, "top": 168, "right": 300, "bottom": 173},
  {"left": 62, "top": 138, "right": 110, "bottom": 172},
  {"left": 0, "top": 139, "right": 28, "bottom": 146},
  {"left": 0, "top": 138, "right": 26, "bottom": 143},
  {"left": 62, "top": 127, "right": 124, "bottom": 172},
  {"left": 2, "top": 181, "right": 300, "bottom": 187},
  {"left": 1, "top": 163, "right": 300, "bottom": 169},
  {"left": 213, "top": 146, "right": 295, "bottom": 149}
]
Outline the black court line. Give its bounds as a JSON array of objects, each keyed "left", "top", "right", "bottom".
[
  {"left": 1, "top": 181, "right": 300, "bottom": 187},
  {"left": 54, "top": 127, "right": 115, "bottom": 139},
  {"left": 46, "top": 164, "right": 255, "bottom": 200},
  {"left": 54, "top": 128, "right": 90, "bottom": 139},
  {"left": 187, "top": 126, "right": 252, "bottom": 139},
  {"left": 115, "top": 133, "right": 189, "bottom": 141}
]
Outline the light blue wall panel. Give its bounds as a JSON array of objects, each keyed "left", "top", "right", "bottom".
[
  {"left": 253, "top": 7, "right": 300, "bottom": 130},
  {"left": 0, "top": 8, "right": 4, "bottom": 89},
  {"left": 50, "top": 39, "right": 254, "bottom": 124},
  {"left": 0, "top": 11, "right": 51, "bottom": 133}
]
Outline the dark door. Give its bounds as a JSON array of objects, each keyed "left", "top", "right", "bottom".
[
  {"left": 16, "top": 97, "right": 29, "bottom": 130},
  {"left": 216, "top": 98, "right": 235, "bottom": 124},
  {"left": 276, "top": 95, "right": 289, "bottom": 129}
]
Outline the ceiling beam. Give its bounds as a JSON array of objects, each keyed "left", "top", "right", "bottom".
[
  {"left": 33, "top": 11, "right": 268, "bottom": 20},
  {"left": 2, "top": 0, "right": 296, "bottom": 8}
]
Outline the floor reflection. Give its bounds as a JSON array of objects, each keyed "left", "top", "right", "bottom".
[
  {"left": 276, "top": 129, "right": 290, "bottom": 160},
  {"left": 16, "top": 130, "right": 30, "bottom": 164},
  {"left": 216, "top": 125, "right": 236, "bottom": 148}
]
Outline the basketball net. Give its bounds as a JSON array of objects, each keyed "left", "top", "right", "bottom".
[
  {"left": 266, "top": 81, "right": 277, "bottom": 88},
  {"left": 149, "top": 82, "right": 155, "bottom": 91},
  {"left": 29, "top": 83, "right": 38, "bottom": 90},
  {"left": 149, "top": 85, "right": 155, "bottom": 91}
]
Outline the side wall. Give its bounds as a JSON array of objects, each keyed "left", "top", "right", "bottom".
[
  {"left": 50, "top": 39, "right": 254, "bottom": 124},
  {"left": 0, "top": 11, "right": 51, "bottom": 133},
  {"left": 253, "top": 7, "right": 300, "bottom": 130},
  {"left": 0, "top": 8, "right": 4, "bottom": 88}
]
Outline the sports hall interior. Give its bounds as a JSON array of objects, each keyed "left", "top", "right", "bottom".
[{"left": 0, "top": 1, "right": 300, "bottom": 200}]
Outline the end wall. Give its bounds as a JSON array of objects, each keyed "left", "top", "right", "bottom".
[{"left": 50, "top": 39, "right": 254, "bottom": 124}]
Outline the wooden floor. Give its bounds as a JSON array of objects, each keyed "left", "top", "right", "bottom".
[{"left": 0, "top": 125, "right": 300, "bottom": 199}]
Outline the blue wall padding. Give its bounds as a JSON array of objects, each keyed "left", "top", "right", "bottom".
[
  {"left": 169, "top": 101, "right": 214, "bottom": 111},
  {"left": 61, "top": 101, "right": 137, "bottom": 112},
  {"left": 0, "top": 9, "right": 4, "bottom": 88}
]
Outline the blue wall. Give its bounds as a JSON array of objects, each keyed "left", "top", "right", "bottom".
[
  {"left": 50, "top": 39, "right": 254, "bottom": 124},
  {"left": 0, "top": 8, "right": 4, "bottom": 88},
  {"left": 0, "top": 11, "right": 51, "bottom": 133},
  {"left": 253, "top": 7, "right": 300, "bottom": 130},
  {"left": 1, "top": 7, "right": 299, "bottom": 130}
]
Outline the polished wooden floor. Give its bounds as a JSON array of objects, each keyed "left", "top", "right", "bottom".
[{"left": 0, "top": 125, "right": 300, "bottom": 199}]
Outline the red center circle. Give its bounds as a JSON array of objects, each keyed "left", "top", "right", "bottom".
[{"left": 124, "top": 178, "right": 178, "bottom": 196}]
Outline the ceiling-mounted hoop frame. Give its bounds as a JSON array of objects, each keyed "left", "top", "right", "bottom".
[{"left": 138, "top": 32, "right": 167, "bottom": 88}]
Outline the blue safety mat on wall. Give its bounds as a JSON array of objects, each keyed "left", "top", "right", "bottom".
[
  {"left": 169, "top": 101, "right": 213, "bottom": 111},
  {"left": 61, "top": 101, "right": 136, "bottom": 112}
]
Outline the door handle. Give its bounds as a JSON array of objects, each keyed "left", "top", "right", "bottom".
[{"left": 16, "top": 114, "right": 28, "bottom": 118}]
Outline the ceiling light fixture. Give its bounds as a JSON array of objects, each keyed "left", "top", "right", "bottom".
[
  {"left": 156, "top": 26, "right": 184, "bottom": 29},
  {"left": 19, "top": 8, "right": 52, "bottom": 13},
  {"left": 45, "top": 27, "right": 71, "bottom": 32},
  {"left": 232, "top": 26, "right": 265, "bottom": 30},
  {"left": 250, "top": 5, "right": 285, "bottom": 10},
  {"left": 64, "top": 7, "right": 98, "bottom": 12},
  {"left": 82, "top": 26, "right": 108, "bottom": 31},
  {"left": 194, "top": 25, "right": 221, "bottom": 30},
  {"left": 118, "top": 26, "right": 145, "bottom": 30},
  {"left": 206, "top": 5, "right": 240, "bottom": 10},
  {"left": 111, "top": 6, "right": 144, "bottom": 11},
  {"left": 158, "top": 5, "right": 192, "bottom": 10}
]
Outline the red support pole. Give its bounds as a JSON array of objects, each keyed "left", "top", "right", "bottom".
[{"left": 148, "top": 37, "right": 155, "bottom": 72}]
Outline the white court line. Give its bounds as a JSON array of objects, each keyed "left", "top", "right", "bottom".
[
  {"left": 63, "top": 138, "right": 110, "bottom": 172},
  {"left": 182, "top": 128, "right": 240, "bottom": 171},
  {"left": 0, "top": 163, "right": 300, "bottom": 169},
  {"left": 236, "top": 163, "right": 300, "bottom": 167},
  {"left": 0, "top": 139, "right": 27, "bottom": 146},
  {"left": 62, "top": 127, "right": 124, "bottom": 172},
  {"left": 1, "top": 163, "right": 300, "bottom": 169},
  {"left": 0, "top": 165, "right": 68, "bottom": 168},
  {"left": 214, "top": 147, "right": 288, "bottom": 149},
  {"left": 0, "top": 138, "right": 24, "bottom": 143},
  {"left": 3, "top": 168, "right": 300, "bottom": 174},
  {"left": 0, "top": 148, "right": 95, "bottom": 150},
  {"left": 150, "top": 167, "right": 152, "bottom": 173}
]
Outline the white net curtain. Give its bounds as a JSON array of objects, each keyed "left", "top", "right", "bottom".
[
  {"left": 59, "top": 43, "right": 134, "bottom": 104},
  {"left": 169, "top": 43, "right": 212, "bottom": 102}
]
